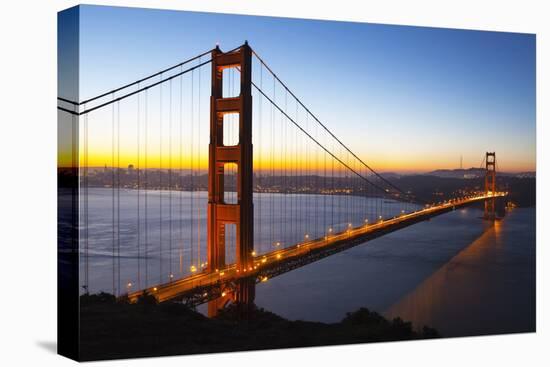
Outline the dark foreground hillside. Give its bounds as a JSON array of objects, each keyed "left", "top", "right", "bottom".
[{"left": 78, "top": 293, "right": 439, "bottom": 361}]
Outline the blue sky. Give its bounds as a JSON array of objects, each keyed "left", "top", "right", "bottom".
[{"left": 63, "top": 5, "right": 536, "bottom": 172}]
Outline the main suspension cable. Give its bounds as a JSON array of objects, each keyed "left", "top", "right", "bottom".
[
  {"left": 251, "top": 48, "right": 426, "bottom": 204},
  {"left": 252, "top": 81, "right": 395, "bottom": 197}
]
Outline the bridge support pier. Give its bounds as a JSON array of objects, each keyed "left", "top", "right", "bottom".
[
  {"left": 233, "top": 277, "right": 256, "bottom": 314},
  {"left": 207, "top": 292, "right": 232, "bottom": 318},
  {"left": 207, "top": 277, "right": 256, "bottom": 318}
]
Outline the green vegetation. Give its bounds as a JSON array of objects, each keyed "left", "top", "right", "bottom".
[{"left": 79, "top": 293, "right": 439, "bottom": 361}]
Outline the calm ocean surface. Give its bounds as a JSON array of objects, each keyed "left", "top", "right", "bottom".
[{"left": 76, "top": 188, "right": 535, "bottom": 337}]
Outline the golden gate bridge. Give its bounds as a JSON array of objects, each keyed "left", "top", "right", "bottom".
[{"left": 58, "top": 42, "right": 506, "bottom": 316}]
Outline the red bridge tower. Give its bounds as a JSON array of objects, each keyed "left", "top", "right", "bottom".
[
  {"left": 484, "top": 152, "right": 496, "bottom": 220},
  {"left": 207, "top": 43, "right": 255, "bottom": 315}
]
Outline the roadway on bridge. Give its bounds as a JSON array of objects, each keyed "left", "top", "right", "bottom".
[{"left": 126, "top": 192, "right": 506, "bottom": 304}]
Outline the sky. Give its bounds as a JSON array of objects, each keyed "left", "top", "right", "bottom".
[{"left": 59, "top": 5, "right": 536, "bottom": 173}]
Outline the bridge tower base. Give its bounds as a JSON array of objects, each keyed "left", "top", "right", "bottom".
[{"left": 207, "top": 277, "right": 256, "bottom": 318}]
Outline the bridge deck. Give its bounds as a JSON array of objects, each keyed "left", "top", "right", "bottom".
[{"left": 126, "top": 193, "right": 506, "bottom": 304}]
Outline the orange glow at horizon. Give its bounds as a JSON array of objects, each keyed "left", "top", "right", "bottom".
[
  {"left": 57, "top": 124, "right": 535, "bottom": 173},
  {"left": 57, "top": 148, "right": 535, "bottom": 173}
]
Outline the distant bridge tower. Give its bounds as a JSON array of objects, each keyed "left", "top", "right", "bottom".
[
  {"left": 484, "top": 152, "right": 496, "bottom": 220},
  {"left": 207, "top": 43, "right": 255, "bottom": 315}
]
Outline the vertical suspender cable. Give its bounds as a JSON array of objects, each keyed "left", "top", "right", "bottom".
[
  {"left": 314, "top": 121, "right": 318, "bottom": 239},
  {"left": 258, "top": 60, "right": 263, "bottom": 253},
  {"left": 190, "top": 69, "right": 194, "bottom": 270},
  {"left": 117, "top": 101, "right": 121, "bottom": 296},
  {"left": 159, "top": 75, "right": 163, "bottom": 283},
  {"left": 331, "top": 146, "right": 334, "bottom": 232},
  {"left": 324, "top": 130, "right": 327, "bottom": 236},
  {"left": 169, "top": 79, "right": 173, "bottom": 280},
  {"left": 269, "top": 78, "right": 275, "bottom": 246},
  {"left": 346, "top": 153, "right": 355, "bottom": 225},
  {"left": 137, "top": 87, "right": 141, "bottom": 290},
  {"left": 179, "top": 68, "right": 184, "bottom": 275},
  {"left": 296, "top": 102, "right": 300, "bottom": 241},
  {"left": 144, "top": 89, "right": 149, "bottom": 287},
  {"left": 111, "top": 94, "right": 116, "bottom": 296},
  {"left": 83, "top": 109, "right": 89, "bottom": 293},
  {"left": 197, "top": 56, "right": 202, "bottom": 268},
  {"left": 305, "top": 112, "right": 308, "bottom": 238},
  {"left": 284, "top": 91, "right": 287, "bottom": 244},
  {"left": 279, "top": 89, "right": 283, "bottom": 244},
  {"left": 293, "top": 100, "right": 296, "bottom": 240}
]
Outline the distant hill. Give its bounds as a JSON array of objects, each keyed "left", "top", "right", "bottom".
[
  {"left": 425, "top": 168, "right": 535, "bottom": 179},
  {"left": 379, "top": 172, "right": 401, "bottom": 180}
]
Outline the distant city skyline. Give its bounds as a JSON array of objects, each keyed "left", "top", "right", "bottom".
[{"left": 59, "top": 5, "right": 536, "bottom": 173}]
